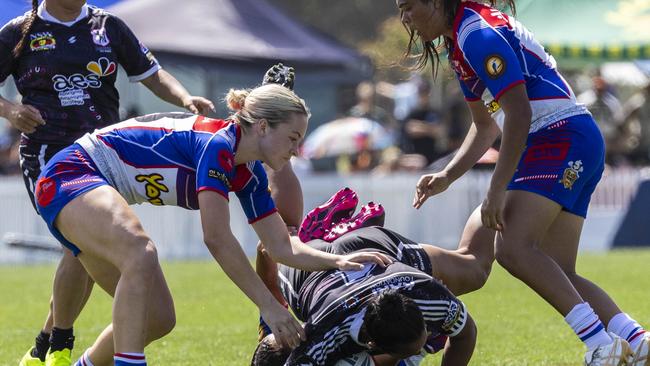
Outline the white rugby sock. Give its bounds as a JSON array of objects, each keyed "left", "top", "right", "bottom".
[
  {"left": 565, "top": 302, "right": 612, "bottom": 350},
  {"left": 608, "top": 312, "right": 647, "bottom": 350}
]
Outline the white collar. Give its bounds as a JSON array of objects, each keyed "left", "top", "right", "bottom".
[{"left": 38, "top": 2, "right": 89, "bottom": 27}]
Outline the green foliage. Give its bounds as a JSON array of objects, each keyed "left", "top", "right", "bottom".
[{"left": 1, "top": 251, "right": 649, "bottom": 365}]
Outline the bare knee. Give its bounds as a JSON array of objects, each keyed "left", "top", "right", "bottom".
[
  {"left": 120, "top": 239, "right": 159, "bottom": 280},
  {"left": 460, "top": 256, "right": 493, "bottom": 293},
  {"left": 469, "top": 258, "right": 492, "bottom": 291},
  {"left": 455, "top": 248, "right": 494, "bottom": 292}
]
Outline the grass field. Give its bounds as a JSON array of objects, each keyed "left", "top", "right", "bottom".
[{"left": 1, "top": 250, "right": 649, "bottom": 365}]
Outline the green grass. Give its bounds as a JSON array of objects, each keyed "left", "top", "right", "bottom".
[{"left": 1, "top": 250, "right": 649, "bottom": 365}]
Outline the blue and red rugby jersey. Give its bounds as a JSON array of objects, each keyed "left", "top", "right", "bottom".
[
  {"left": 449, "top": 1, "right": 588, "bottom": 133},
  {"left": 0, "top": 3, "right": 160, "bottom": 144},
  {"left": 76, "top": 112, "right": 277, "bottom": 223}
]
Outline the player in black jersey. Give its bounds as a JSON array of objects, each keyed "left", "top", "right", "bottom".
[
  {"left": 0, "top": 1, "right": 214, "bottom": 365},
  {"left": 252, "top": 226, "right": 478, "bottom": 366}
]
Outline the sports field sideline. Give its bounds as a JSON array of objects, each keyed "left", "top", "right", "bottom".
[{"left": 1, "top": 250, "right": 648, "bottom": 365}]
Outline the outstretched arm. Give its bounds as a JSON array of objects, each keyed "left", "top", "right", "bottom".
[
  {"left": 198, "top": 190, "right": 304, "bottom": 349},
  {"left": 253, "top": 213, "right": 392, "bottom": 272}
]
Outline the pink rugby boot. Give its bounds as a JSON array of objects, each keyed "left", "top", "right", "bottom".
[
  {"left": 323, "top": 202, "right": 385, "bottom": 242},
  {"left": 298, "top": 187, "right": 359, "bottom": 242}
]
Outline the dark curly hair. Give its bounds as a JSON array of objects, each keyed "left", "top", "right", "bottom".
[
  {"left": 363, "top": 290, "right": 426, "bottom": 354},
  {"left": 401, "top": 0, "right": 516, "bottom": 78},
  {"left": 250, "top": 335, "right": 290, "bottom": 366}
]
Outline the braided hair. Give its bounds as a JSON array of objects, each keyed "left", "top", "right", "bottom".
[{"left": 12, "top": 0, "right": 39, "bottom": 58}]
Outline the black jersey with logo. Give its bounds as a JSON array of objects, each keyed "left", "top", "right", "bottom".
[
  {"left": 0, "top": 5, "right": 160, "bottom": 144},
  {"left": 278, "top": 227, "right": 467, "bottom": 365}
]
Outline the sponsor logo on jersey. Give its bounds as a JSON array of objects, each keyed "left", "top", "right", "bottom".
[
  {"left": 135, "top": 173, "right": 169, "bottom": 205},
  {"left": 559, "top": 160, "right": 583, "bottom": 189},
  {"left": 52, "top": 58, "right": 116, "bottom": 106},
  {"left": 208, "top": 169, "right": 231, "bottom": 189},
  {"left": 371, "top": 274, "right": 415, "bottom": 295},
  {"left": 90, "top": 28, "right": 110, "bottom": 46},
  {"left": 441, "top": 301, "right": 461, "bottom": 332},
  {"left": 485, "top": 99, "right": 501, "bottom": 114},
  {"left": 29, "top": 32, "right": 56, "bottom": 51},
  {"left": 86, "top": 57, "right": 116, "bottom": 77},
  {"left": 485, "top": 55, "right": 505, "bottom": 78}
]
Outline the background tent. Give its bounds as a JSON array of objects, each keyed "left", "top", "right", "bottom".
[
  {"left": 1, "top": 0, "right": 372, "bottom": 129},
  {"left": 516, "top": 0, "right": 650, "bottom": 66}
]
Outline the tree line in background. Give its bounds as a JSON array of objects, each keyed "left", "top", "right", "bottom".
[{"left": 268, "top": 0, "right": 422, "bottom": 82}]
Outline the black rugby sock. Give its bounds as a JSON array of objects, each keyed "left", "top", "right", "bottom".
[
  {"left": 31, "top": 330, "right": 50, "bottom": 362},
  {"left": 49, "top": 327, "right": 74, "bottom": 353}
]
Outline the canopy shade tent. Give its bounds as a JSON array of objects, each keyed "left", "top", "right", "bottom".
[
  {"left": 516, "top": 0, "right": 650, "bottom": 65},
  {"left": 107, "top": 0, "right": 366, "bottom": 68}
]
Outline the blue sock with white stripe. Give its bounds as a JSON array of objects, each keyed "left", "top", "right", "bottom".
[
  {"left": 608, "top": 312, "right": 647, "bottom": 350},
  {"left": 114, "top": 353, "right": 146, "bottom": 365},
  {"left": 565, "top": 302, "right": 612, "bottom": 350},
  {"left": 73, "top": 350, "right": 94, "bottom": 366}
]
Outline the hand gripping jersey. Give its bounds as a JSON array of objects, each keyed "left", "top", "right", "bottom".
[
  {"left": 75, "top": 112, "right": 276, "bottom": 222},
  {"left": 0, "top": 4, "right": 160, "bottom": 144},
  {"left": 278, "top": 227, "right": 467, "bottom": 365},
  {"left": 449, "top": 1, "right": 589, "bottom": 133}
]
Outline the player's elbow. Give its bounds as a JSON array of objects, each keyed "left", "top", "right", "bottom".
[{"left": 263, "top": 241, "right": 292, "bottom": 264}]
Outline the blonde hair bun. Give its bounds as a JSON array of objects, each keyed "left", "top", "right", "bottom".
[{"left": 225, "top": 89, "right": 249, "bottom": 111}]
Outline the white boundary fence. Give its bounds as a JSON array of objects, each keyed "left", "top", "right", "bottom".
[{"left": 0, "top": 168, "right": 646, "bottom": 264}]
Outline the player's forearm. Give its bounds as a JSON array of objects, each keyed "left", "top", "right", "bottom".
[
  {"left": 141, "top": 69, "right": 192, "bottom": 108},
  {"left": 488, "top": 113, "right": 529, "bottom": 192},
  {"left": 256, "top": 242, "right": 287, "bottom": 306},
  {"left": 267, "top": 236, "right": 339, "bottom": 271},
  {"left": 445, "top": 121, "right": 500, "bottom": 182}
]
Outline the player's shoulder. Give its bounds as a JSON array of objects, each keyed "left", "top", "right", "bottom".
[
  {"left": 88, "top": 5, "right": 129, "bottom": 29},
  {"left": 455, "top": 1, "right": 509, "bottom": 40},
  {"left": 88, "top": 5, "right": 116, "bottom": 20}
]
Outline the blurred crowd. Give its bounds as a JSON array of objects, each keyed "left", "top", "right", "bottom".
[
  {"left": 298, "top": 70, "right": 650, "bottom": 175},
  {"left": 1, "top": 71, "right": 650, "bottom": 176}
]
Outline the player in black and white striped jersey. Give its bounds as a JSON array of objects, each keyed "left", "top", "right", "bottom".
[{"left": 252, "top": 226, "right": 477, "bottom": 366}]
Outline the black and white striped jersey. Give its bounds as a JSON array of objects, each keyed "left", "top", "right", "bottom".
[{"left": 278, "top": 227, "right": 467, "bottom": 366}]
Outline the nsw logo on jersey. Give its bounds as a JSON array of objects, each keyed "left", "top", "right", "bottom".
[
  {"left": 485, "top": 55, "right": 505, "bottom": 79},
  {"left": 29, "top": 32, "right": 56, "bottom": 51}
]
